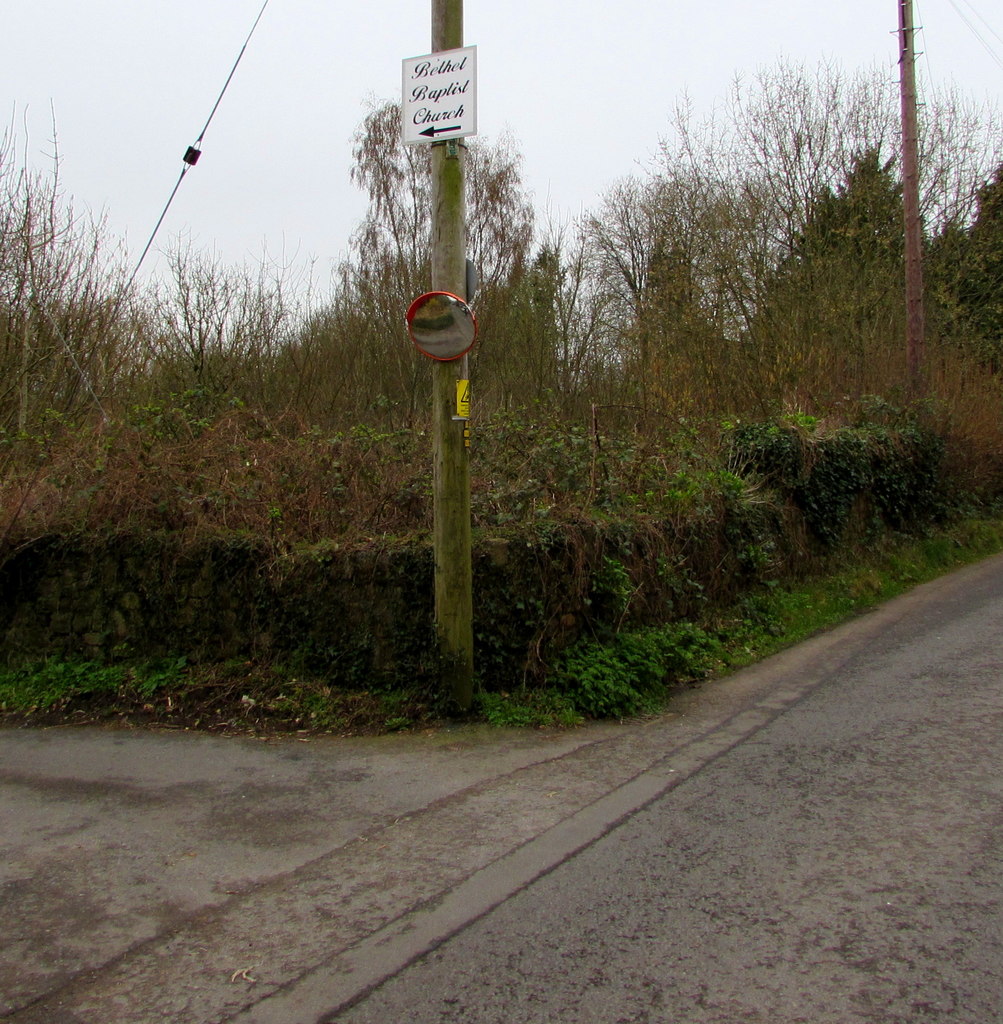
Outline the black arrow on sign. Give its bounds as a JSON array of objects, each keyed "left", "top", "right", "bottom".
[{"left": 420, "top": 125, "right": 461, "bottom": 138}]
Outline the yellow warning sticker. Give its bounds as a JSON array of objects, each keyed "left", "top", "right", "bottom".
[{"left": 456, "top": 379, "right": 471, "bottom": 419}]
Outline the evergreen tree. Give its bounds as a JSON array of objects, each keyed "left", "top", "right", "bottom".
[
  {"left": 956, "top": 165, "right": 1003, "bottom": 366},
  {"left": 792, "top": 149, "right": 903, "bottom": 268},
  {"left": 928, "top": 164, "right": 1003, "bottom": 369},
  {"left": 751, "top": 149, "right": 905, "bottom": 403}
]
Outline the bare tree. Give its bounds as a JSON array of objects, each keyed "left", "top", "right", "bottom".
[
  {"left": 0, "top": 126, "right": 130, "bottom": 433},
  {"left": 333, "top": 100, "right": 536, "bottom": 426},
  {"left": 141, "top": 240, "right": 298, "bottom": 416}
]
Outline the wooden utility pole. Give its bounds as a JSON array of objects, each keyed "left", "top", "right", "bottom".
[
  {"left": 898, "top": 0, "right": 926, "bottom": 388},
  {"left": 430, "top": 0, "right": 474, "bottom": 709}
]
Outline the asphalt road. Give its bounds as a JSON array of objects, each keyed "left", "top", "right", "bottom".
[
  {"left": 333, "top": 556, "right": 1003, "bottom": 1024},
  {"left": 2, "top": 553, "right": 1002, "bottom": 1023}
]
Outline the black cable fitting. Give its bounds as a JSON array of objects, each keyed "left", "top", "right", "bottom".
[{"left": 183, "top": 146, "right": 202, "bottom": 166}]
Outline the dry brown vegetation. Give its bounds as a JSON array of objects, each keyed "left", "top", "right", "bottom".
[{"left": 2, "top": 61, "right": 1003, "bottom": 552}]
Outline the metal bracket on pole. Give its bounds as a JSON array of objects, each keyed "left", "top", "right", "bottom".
[{"left": 431, "top": 139, "right": 464, "bottom": 160}]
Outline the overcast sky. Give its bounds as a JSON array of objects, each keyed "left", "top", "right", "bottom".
[{"left": 3, "top": 0, "right": 1001, "bottom": 287}]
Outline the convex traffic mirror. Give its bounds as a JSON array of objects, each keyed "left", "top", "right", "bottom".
[{"left": 406, "top": 291, "right": 477, "bottom": 361}]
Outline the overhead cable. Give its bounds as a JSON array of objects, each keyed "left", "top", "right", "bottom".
[
  {"left": 123, "top": 0, "right": 271, "bottom": 295},
  {"left": 946, "top": 0, "right": 1003, "bottom": 73}
]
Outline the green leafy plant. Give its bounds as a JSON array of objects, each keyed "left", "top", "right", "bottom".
[
  {"left": 556, "top": 622, "right": 725, "bottom": 719},
  {"left": 0, "top": 657, "right": 189, "bottom": 714},
  {"left": 474, "top": 688, "right": 582, "bottom": 728}
]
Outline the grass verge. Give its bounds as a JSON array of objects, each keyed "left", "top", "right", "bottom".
[{"left": 476, "top": 515, "right": 1003, "bottom": 728}]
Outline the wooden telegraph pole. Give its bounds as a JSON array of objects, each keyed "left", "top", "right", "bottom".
[
  {"left": 430, "top": 0, "right": 474, "bottom": 709},
  {"left": 898, "top": 0, "right": 926, "bottom": 388}
]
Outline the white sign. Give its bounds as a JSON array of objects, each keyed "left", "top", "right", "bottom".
[{"left": 401, "top": 46, "right": 477, "bottom": 145}]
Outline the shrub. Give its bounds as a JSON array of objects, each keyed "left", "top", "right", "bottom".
[{"left": 557, "top": 622, "right": 724, "bottom": 719}]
